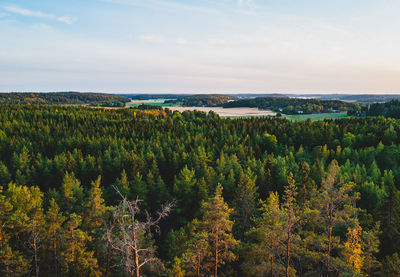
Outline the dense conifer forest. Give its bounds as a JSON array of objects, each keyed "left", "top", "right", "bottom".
[
  {"left": 1, "top": 104, "right": 400, "bottom": 276},
  {"left": 367, "top": 100, "right": 400, "bottom": 119}
]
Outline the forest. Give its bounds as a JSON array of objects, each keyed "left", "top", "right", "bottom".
[
  {"left": 367, "top": 100, "right": 400, "bottom": 119},
  {"left": 164, "top": 95, "right": 237, "bottom": 106},
  {"left": 1, "top": 104, "right": 400, "bottom": 276},
  {"left": 222, "top": 97, "right": 360, "bottom": 115},
  {"left": 0, "top": 92, "right": 129, "bottom": 106}
]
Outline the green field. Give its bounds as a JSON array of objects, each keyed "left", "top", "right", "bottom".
[
  {"left": 126, "top": 101, "right": 182, "bottom": 107},
  {"left": 284, "top": 113, "right": 348, "bottom": 121}
]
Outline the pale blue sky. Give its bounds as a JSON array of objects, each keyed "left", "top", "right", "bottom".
[{"left": 1, "top": 0, "right": 400, "bottom": 93}]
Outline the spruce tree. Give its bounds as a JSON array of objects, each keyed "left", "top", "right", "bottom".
[{"left": 232, "top": 168, "right": 258, "bottom": 240}]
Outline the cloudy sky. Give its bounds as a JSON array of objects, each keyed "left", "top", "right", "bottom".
[{"left": 1, "top": 0, "right": 400, "bottom": 93}]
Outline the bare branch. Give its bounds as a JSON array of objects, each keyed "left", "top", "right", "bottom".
[{"left": 105, "top": 190, "right": 174, "bottom": 276}]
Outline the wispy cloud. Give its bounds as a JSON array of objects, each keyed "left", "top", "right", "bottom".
[
  {"left": 139, "top": 35, "right": 188, "bottom": 44},
  {"left": 237, "top": 0, "right": 255, "bottom": 8},
  {"left": 175, "top": 37, "right": 187, "bottom": 44},
  {"left": 101, "top": 0, "right": 220, "bottom": 15},
  {"left": 3, "top": 5, "right": 76, "bottom": 24},
  {"left": 139, "top": 35, "right": 167, "bottom": 43},
  {"left": 0, "top": 12, "right": 9, "bottom": 18},
  {"left": 208, "top": 38, "right": 227, "bottom": 45},
  {"left": 57, "top": 16, "right": 75, "bottom": 24}
]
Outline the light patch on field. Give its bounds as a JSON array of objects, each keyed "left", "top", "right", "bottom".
[{"left": 167, "top": 106, "right": 276, "bottom": 117}]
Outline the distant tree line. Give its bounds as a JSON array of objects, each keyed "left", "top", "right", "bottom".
[
  {"left": 165, "top": 94, "right": 237, "bottom": 106},
  {"left": 137, "top": 104, "right": 163, "bottom": 110},
  {"left": 0, "top": 92, "right": 130, "bottom": 106},
  {"left": 123, "top": 94, "right": 182, "bottom": 100},
  {"left": 366, "top": 100, "right": 400, "bottom": 119},
  {"left": 222, "top": 97, "right": 361, "bottom": 114}
]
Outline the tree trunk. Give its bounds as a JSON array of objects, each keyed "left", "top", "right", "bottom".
[
  {"left": 270, "top": 256, "right": 273, "bottom": 277},
  {"left": 105, "top": 243, "right": 111, "bottom": 276},
  {"left": 326, "top": 201, "right": 333, "bottom": 277},
  {"left": 33, "top": 232, "right": 39, "bottom": 277},
  {"left": 197, "top": 255, "right": 200, "bottom": 277},
  {"left": 53, "top": 240, "right": 58, "bottom": 277},
  {"left": 286, "top": 226, "right": 291, "bottom": 277},
  {"left": 52, "top": 223, "right": 59, "bottom": 277},
  {"left": 134, "top": 232, "right": 140, "bottom": 277},
  {"left": 215, "top": 227, "right": 218, "bottom": 277}
]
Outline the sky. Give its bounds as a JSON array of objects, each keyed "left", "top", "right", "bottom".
[{"left": 1, "top": 0, "right": 400, "bottom": 94}]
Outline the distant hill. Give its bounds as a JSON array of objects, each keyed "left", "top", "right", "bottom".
[
  {"left": 121, "top": 93, "right": 400, "bottom": 104},
  {"left": 0, "top": 92, "right": 130, "bottom": 106},
  {"left": 315, "top": 94, "right": 400, "bottom": 103},
  {"left": 226, "top": 94, "right": 400, "bottom": 103},
  {"left": 122, "top": 94, "right": 183, "bottom": 100},
  {"left": 222, "top": 96, "right": 360, "bottom": 114}
]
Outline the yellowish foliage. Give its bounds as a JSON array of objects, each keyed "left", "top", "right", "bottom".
[{"left": 344, "top": 225, "right": 363, "bottom": 273}]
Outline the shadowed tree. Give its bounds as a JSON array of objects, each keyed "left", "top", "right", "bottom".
[
  {"left": 232, "top": 168, "right": 258, "bottom": 240},
  {"left": 377, "top": 170, "right": 400, "bottom": 256},
  {"left": 362, "top": 223, "right": 381, "bottom": 275}
]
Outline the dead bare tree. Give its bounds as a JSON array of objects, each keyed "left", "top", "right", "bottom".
[{"left": 105, "top": 189, "right": 174, "bottom": 277}]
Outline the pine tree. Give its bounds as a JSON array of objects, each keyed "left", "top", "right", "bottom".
[
  {"left": 243, "top": 174, "right": 299, "bottom": 277},
  {"left": 62, "top": 172, "right": 84, "bottom": 214},
  {"left": 43, "top": 199, "right": 65, "bottom": 276},
  {"left": 83, "top": 176, "right": 108, "bottom": 232},
  {"left": 381, "top": 253, "right": 400, "bottom": 277},
  {"left": 189, "top": 184, "right": 238, "bottom": 277},
  {"left": 4, "top": 183, "right": 44, "bottom": 276},
  {"left": 173, "top": 166, "right": 198, "bottom": 224},
  {"left": 83, "top": 176, "right": 110, "bottom": 274},
  {"left": 61, "top": 213, "right": 100, "bottom": 276},
  {"left": 297, "top": 161, "right": 315, "bottom": 207},
  {"left": 169, "top": 256, "right": 186, "bottom": 277},
  {"left": 362, "top": 223, "right": 381, "bottom": 275},
  {"left": 182, "top": 230, "right": 209, "bottom": 277},
  {"left": 282, "top": 173, "right": 299, "bottom": 277},
  {"left": 317, "top": 160, "right": 359, "bottom": 276},
  {"left": 30, "top": 204, "right": 44, "bottom": 277},
  {"left": 112, "top": 170, "right": 130, "bottom": 199},
  {"left": 0, "top": 185, "right": 30, "bottom": 276},
  {"left": 243, "top": 192, "right": 284, "bottom": 276}
]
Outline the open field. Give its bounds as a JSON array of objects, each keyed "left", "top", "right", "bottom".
[
  {"left": 126, "top": 99, "right": 180, "bottom": 107},
  {"left": 126, "top": 100, "right": 347, "bottom": 120},
  {"left": 167, "top": 106, "right": 276, "bottom": 117},
  {"left": 284, "top": 113, "right": 348, "bottom": 121}
]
